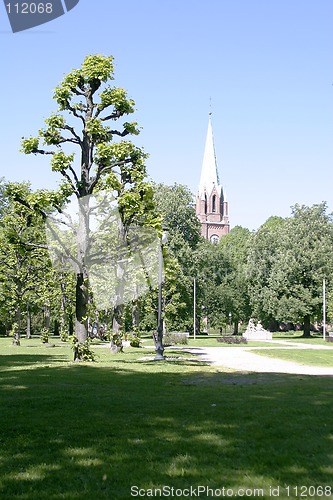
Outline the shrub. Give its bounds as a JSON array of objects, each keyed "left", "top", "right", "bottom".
[
  {"left": 164, "top": 332, "right": 189, "bottom": 346},
  {"left": 110, "top": 334, "right": 123, "bottom": 353},
  {"left": 40, "top": 328, "right": 49, "bottom": 344},
  {"left": 60, "top": 328, "right": 68, "bottom": 342},
  {"left": 128, "top": 333, "right": 141, "bottom": 348},
  {"left": 69, "top": 336, "right": 96, "bottom": 361},
  {"left": 217, "top": 336, "right": 248, "bottom": 344},
  {"left": 10, "top": 323, "right": 20, "bottom": 346}
]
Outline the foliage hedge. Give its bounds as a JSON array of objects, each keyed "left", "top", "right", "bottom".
[
  {"left": 163, "top": 332, "right": 189, "bottom": 346},
  {"left": 217, "top": 336, "right": 248, "bottom": 344}
]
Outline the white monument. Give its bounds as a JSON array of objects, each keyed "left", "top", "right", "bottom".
[{"left": 243, "top": 318, "right": 272, "bottom": 340}]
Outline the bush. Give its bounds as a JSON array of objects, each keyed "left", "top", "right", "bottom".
[
  {"left": 163, "top": 332, "right": 189, "bottom": 346},
  {"left": 10, "top": 323, "right": 20, "bottom": 346},
  {"left": 217, "top": 336, "right": 248, "bottom": 344},
  {"left": 128, "top": 333, "right": 141, "bottom": 348},
  {"left": 69, "top": 336, "right": 96, "bottom": 361},
  {"left": 110, "top": 334, "right": 123, "bottom": 353},
  {"left": 40, "top": 328, "right": 49, "bottom": 344},
  {"left": 60, "top": 328, "right": 68, "bottom": 342}
]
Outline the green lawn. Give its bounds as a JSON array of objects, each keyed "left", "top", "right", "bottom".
[
  {"left": 283, "top": 337, "right": 332, "bottom": 346},
  {"left": 1, "top": 337, "right": 333, "bottom": 499},
  {"left": 260, "top": 331, "right": 331, "bottom": 345},
  {"left": 183, "top": 336, "right": 278, "bottom": 348},
  {"left": 252, "top": 348, "right": 333, "bottom": 367}
]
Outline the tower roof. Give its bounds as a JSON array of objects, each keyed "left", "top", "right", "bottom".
[{"left": 198, "top": 114, "right": 222, "bottom": 199}]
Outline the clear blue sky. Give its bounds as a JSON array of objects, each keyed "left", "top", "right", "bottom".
[{"left": 0, "top": 0, "right": 332, "bottom": 230}]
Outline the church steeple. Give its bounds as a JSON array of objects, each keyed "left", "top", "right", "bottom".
[
  {"left": 198, "top": 113, "right": 221, "bottom": 199},
  {"left": 196, "top": 114, "right": 230, "bottom": 242}
]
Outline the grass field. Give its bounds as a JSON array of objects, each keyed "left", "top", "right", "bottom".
[
  {"left": 271, "top": 331, "right": 330, "bottom": 343},
  {"left": 1, "top": 337, "right": 333, "bottom": 499},
  {"left": 252, "top": 348, "right": 333, "bottom": 367},
  {"left": 166, "top": 337, "right": 278, "bottom": 348},
  {"left": 184, "top": 333, "right": 333, "bottom": 348}
]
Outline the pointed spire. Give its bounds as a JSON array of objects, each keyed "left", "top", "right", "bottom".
[{"left": 198, "top": 114, "right": 221, "bottom": 199}]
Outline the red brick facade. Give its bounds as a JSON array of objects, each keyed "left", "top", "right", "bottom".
[{"left": 196, "top": 186, "right": 230, "bottom": 242}]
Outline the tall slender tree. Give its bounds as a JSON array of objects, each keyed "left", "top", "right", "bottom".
[{"left": 21, "top": 55, "right": 159, "bottom": 350}]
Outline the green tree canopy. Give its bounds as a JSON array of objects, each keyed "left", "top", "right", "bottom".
[
  {"left": 248, "top": 204, "right": 333, "bottom": 336},
  {"left": 0, "top": 182, "right": 58, "bottom": 340},
  {"left": 153, "top": 183, "right": 202, "bottom": 249}
]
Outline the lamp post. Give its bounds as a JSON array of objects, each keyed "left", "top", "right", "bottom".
[
  {"left": 154, "top": 230, "right": 168, "bottom": 360},
  {"left": 229, "top": 311, "right": 232, "bottom": 334}
]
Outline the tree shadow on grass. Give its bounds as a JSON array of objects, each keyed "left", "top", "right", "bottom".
[
  {"left": 0, "top": 354, "right": 69, "bottom": 368},
  {"left": 1, "top": 362, "right": 333, "bottom": 499}
]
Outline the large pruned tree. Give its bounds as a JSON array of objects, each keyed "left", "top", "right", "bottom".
[{"left": 21, "top": 55, "right": 159, "bottom": 351}]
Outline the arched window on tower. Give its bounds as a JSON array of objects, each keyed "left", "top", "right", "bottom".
[
  {"left": 204, "top": 194, "right": 207, "bottom": 214},
  {"left": 212, "top": 195, "right": 216, "bottom": 213}
]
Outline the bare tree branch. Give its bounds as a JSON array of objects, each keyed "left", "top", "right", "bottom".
[
  {"left": 60, "top": 168, "right": 80, "bottom": 196},
  {"left": 66, "top": 104, "right": 86, "bottom": 124},
  {"left": 34, "top": 149, "right": 55, "bottom": 156},
  {"left": 100, "top": 111, "right": 122, "bottom": 121},
  {"left": 110, "top": 129, "right": 130, "bottom": 137},
  {"left": 63, "top": 124, "right": 82, "bottom": 145}
]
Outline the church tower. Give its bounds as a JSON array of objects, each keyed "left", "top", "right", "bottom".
[{"left": 196, "top": 114, "right": 230, "bottom": 242}]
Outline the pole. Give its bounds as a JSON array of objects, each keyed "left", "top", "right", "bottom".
[
  {"left": 193, "top": 278, "right": 196, "bottom": 340},
  {"left": 323, "top": 278, "right": 326, "bottom": 341}
]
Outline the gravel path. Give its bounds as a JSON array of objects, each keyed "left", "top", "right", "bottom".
[{"left": 181, "top": 341, "right": 333, "bottom": 375}]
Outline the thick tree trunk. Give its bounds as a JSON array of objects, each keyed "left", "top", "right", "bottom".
[
  {"left": 26, "top": 304, "right": 31, "bottom": 339},
  {"left": 112, "top": 304, "right": 123, "bottom": 334},
  {"left": 44, "top": 303, "right": 50, "bottom": 331},
  {"left": 132, "top": 299, "right": 140, "bottom": 329},
  {"left": 111, "top": 224, "right": 128, "bottom": 337},
  {"left": 59, "top": 274, "right": 72, "bottom": 336},
  {"left": 13, "top": 306, "right": 21, "bottom": 345},
  {"left": 111, "top": 305, "right": 124, "bottom": 353},
  {"left": 74, "top": 194, "right": 90, "bottom": 350},
  {"left": 54, "top": 319, "right": 60, "bottom": 336},
  {"left": 75, "top": 272, "right": 88, "bottom": 344},
  {"left": 302, "top": 314, "right": 311, "bottom": 337},
  {"left": 69, "top": 316, "right": 74, "bottom": 336}
]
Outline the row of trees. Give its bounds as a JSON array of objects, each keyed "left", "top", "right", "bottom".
[
  {"left": 2, "top": 178, "right": 331, "bottom": 340},
  {"left": 0, "top": 179, "right": 75, "bottom": 340},
  {"left": 154, "top": 187, "right": 333, "bottom": 338}
]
